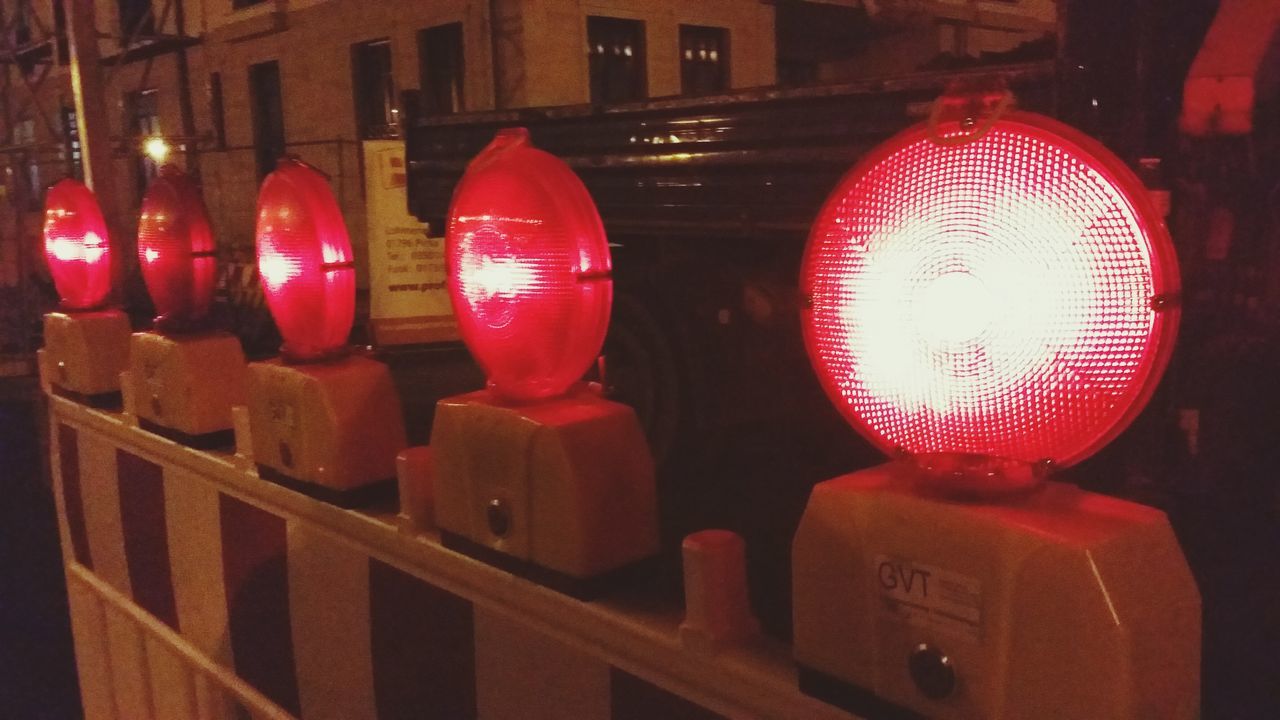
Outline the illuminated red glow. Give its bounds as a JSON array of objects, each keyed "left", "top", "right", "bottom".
[
  {"left": 447, "top": 128, "right": 612, "bottom": 401},
  {"left": 254, "top": 159, "right": 355, "bottom": 361},
  {"left": 138, "top": 166, "right": 217, "bottom": 331},
  {"left": 801, "top": 112, "right": 1179, "bottom": 467},
  {"left": 43, "top": 179, "right": 113, "bottom": 310}
]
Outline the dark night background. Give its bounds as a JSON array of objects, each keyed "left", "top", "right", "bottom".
[{"left": 3, "top": 0, "right": 1280, "bottom": 719}]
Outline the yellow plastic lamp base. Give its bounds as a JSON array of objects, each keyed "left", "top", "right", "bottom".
[
  {"left": 246, "top": 355, "right": 406, "bottom": 498},
  {"left": 126, "top": 331, "right": 248, "bottom": 439},
  {"left": 41, "top": 310, "right": 131, "bottom": 397},
  {"left": 431, "top": 386, "right": 659, "bottom": 584},
  {"left": 793, "top": 460, "right": 1200, "bottom": 720}
]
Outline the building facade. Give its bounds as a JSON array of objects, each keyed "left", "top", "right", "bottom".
[
  {"left": 0, "top": 0, "right": 1055, "bottom": 354},
  {"left": 0, "top": 0, "right": 779, "bottom": 310}
]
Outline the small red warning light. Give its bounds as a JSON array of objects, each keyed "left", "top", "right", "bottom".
[
  {"left": 446, "top": 128, "right": 612, "bottom": 401},
  {"left": 43, "top": 179, "right": 113, "bottom": 311},
  {"left": 138, "top": 166, "right": 217, "bottom": 331}
]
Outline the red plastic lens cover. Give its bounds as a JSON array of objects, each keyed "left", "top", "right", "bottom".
[
  {"left": 446, "top": 128, "right": 612, "bottom": 402},
  {"left": 138, "top": 166, "right": 217, "bottom": 330},
  {"left": 801, "top": 112, "right": 1180, "bottom": 467},
  {"left": 43, "top": 179, "right": 112, "bottom": 311},
  {"left": 255, "top": 159, "right": 355, "bottom": 361}
]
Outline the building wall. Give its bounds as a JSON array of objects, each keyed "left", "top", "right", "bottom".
[
  {"left": 0, "top": 0, "right": 206, "bottom": 301},
  {"left": 202, "top": 0, "right": 776, "bottom": 287},
  {"left": 0, "top": 0, "right": 778, "bottom": 306},
  {"left": 498, "top": 0, "right": 776, "bottom": 106},
  {"left": 0, "top": 0, "right": 1064, "bottom": 303},
  {"left": 931, "top": 0, "right": 1056, "bottom": 56},
  {"left": 196, "top": 1, "right": 487, "bottom": 285},
  {"left": 0, "top": 0, "right": 777, "bottom": 297},
  {"left": 0, "top": 5, "right": 237, "bottom": 287},
  {"left": 800, "top": 0, "right": 1056, "bottom": 81}
]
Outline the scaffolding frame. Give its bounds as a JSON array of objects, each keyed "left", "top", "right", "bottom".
[{"left": 0, "top": 0, "right": 199, "bottom": 363}]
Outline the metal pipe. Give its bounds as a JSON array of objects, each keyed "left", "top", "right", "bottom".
[
  {"left": 65, "top": 0, "right": 127, "bottom": 293},
  {"left": 173, "top": 0, "right": 197, "bottom": 174}
]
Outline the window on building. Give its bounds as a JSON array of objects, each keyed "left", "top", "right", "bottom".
[
  {"left": 12, "top": 118, "right": 40, "bottom": 210},
  {"left": 774, "top": 0, "right": 870, "bottom": 88},
  {"left": 680, "top": 25, "right": 729, "bottom": 95},
  {"left": 233, "top": 0, "right": 268, "bottom": 8},
  {"left": 61, "top": 105, "right": 82, "bottom": 180},
  {"left": 418, "top": 23, "right": 465, "bottom": 115},
  {"left": 54, "top": 0, "right": 69, "bottom": 64},
  {"left": 249, "top": 60, "right": 286, "bottom": 179},
  {"left": 117, "top": 0, "right": 155, "bottom": 44},
  {"left": 12, "top": 3, "right": 30, "bottom": 45},
  {"left": 587, "top": 16, "right": 645, "bottom": 104},
  {"left": 209, "top": 72, "right": 227, "bottom": 149},
  {"left": 13, "top": 5, "right": 35, "bottom": 77},
  {"left": 352, "top": 38, "right": 397, "bottom": 138},
  {"left": 126, "top": 88, "right": 161, "bottom": 200}
]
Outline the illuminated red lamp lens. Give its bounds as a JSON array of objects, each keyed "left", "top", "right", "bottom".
[
  {"left": 254, "top": 159, "right": 355, "bottom": 361},
  {"left": 43, "top": 179, "right": 112, "bottom": 310},
  {"left": 801, "top": 112, "right": 1179, "bottom": 468},
  {"left": 446, "top": 128, "right": 612, "bottom": 402},
  {"left": 138, "top": 166, "right": 217, "bottom": 331}
]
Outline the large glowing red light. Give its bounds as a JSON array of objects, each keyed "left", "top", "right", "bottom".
[
  {"left": 254, "top": 159, "right": 355, "bottom": 361},
  {"left": 801, "top": 112, "right": 1179, "bottom": 467},
  {"left": 138, "top": 166, "right": 217, "bottom": 330},
  {"left": 43, "top": 179, "right": 112, "bottom": 310},
  {"left": 446, "top": 128, "right": 612, "bottom": 401}
]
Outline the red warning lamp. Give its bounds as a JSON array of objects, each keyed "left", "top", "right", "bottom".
[
  {"left": 792, "top": 110, "right": 1199, "bottom": 720},
  {"left": 43, "top": 178, "right": 112, "bottom": 311},
  {"left": 125, "top": 166, "right": 248, "bottom": 443},
  {"left": 137, "top": 166, "right": 217, "bottom": 331},
  {"left": 244, "top": 157, "right": 405, "bottom": 502},
  {"left": 38, "top": 179, "right": 131, "bottom": 400},
  {"left": 446, "top": 127, "right": 612, "bottom": 401},
  {"left": 255, "top": 158, "right": 356, "bottom": 362},
  {"left": 430, "top": 129, "right": 657, "bottom": 595},
  {"left": 801, "top": 111, "right": 1180, "bottom": 478}
]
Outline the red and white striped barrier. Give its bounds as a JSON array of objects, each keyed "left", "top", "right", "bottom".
[{"left": 48, "top": 395, "right": 859, "bottom": 720}]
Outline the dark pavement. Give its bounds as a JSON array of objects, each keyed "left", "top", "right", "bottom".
[{"left": 0, "top": 383, "right": 81, "bottom": 720}]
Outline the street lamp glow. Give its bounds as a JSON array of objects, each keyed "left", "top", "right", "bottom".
[{"left": 143, "top": 136, "right": 171, "bottom": 163}]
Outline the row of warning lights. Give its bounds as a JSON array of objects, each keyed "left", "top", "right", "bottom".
[{"left": 40, "top": 112, "right": 1176, "bottom": 470}]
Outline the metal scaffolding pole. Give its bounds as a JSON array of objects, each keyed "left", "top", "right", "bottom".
[
  {"left": 173, "top": 0, "right": 198, "bottom": 174},
  {"left": 64, "top": 0, "right": 125, "bottom": 288}
]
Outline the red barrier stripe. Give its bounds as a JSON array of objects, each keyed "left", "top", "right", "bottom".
[
  {"left": 219, "top": 493, "right": 301, "bottom": 717},
  {"left": 369, "top": 558, "right": 476, "bottom": 719},
  {"left": 116, "top": 449, "right": 179, "bottom": 630},
  {"left": 610, "top": 668, "right": 727, "bottom": 720},
  {"left": 57, "top": 424, "right": 92, "bottom": 568}
]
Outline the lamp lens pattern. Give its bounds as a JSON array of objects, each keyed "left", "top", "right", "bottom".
[
  {"left": 43, "top": 179, "right": 113, "bottom": 311},
  {"left": 138, "top": 166, "right": 217, "bottom": 330},
  {"left": 800, "top": 114, "right": 1179, "bottom": 467},
  {"left": 447, "top": 129, "right": 612, "bottom": 402},
  {"left": 255, "top": 160, "right": 355, "bottom": 361}
]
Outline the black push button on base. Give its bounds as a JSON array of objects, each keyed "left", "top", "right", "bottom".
[{"left": 909, "top": 643, "right": 956, "bottom": 700}]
